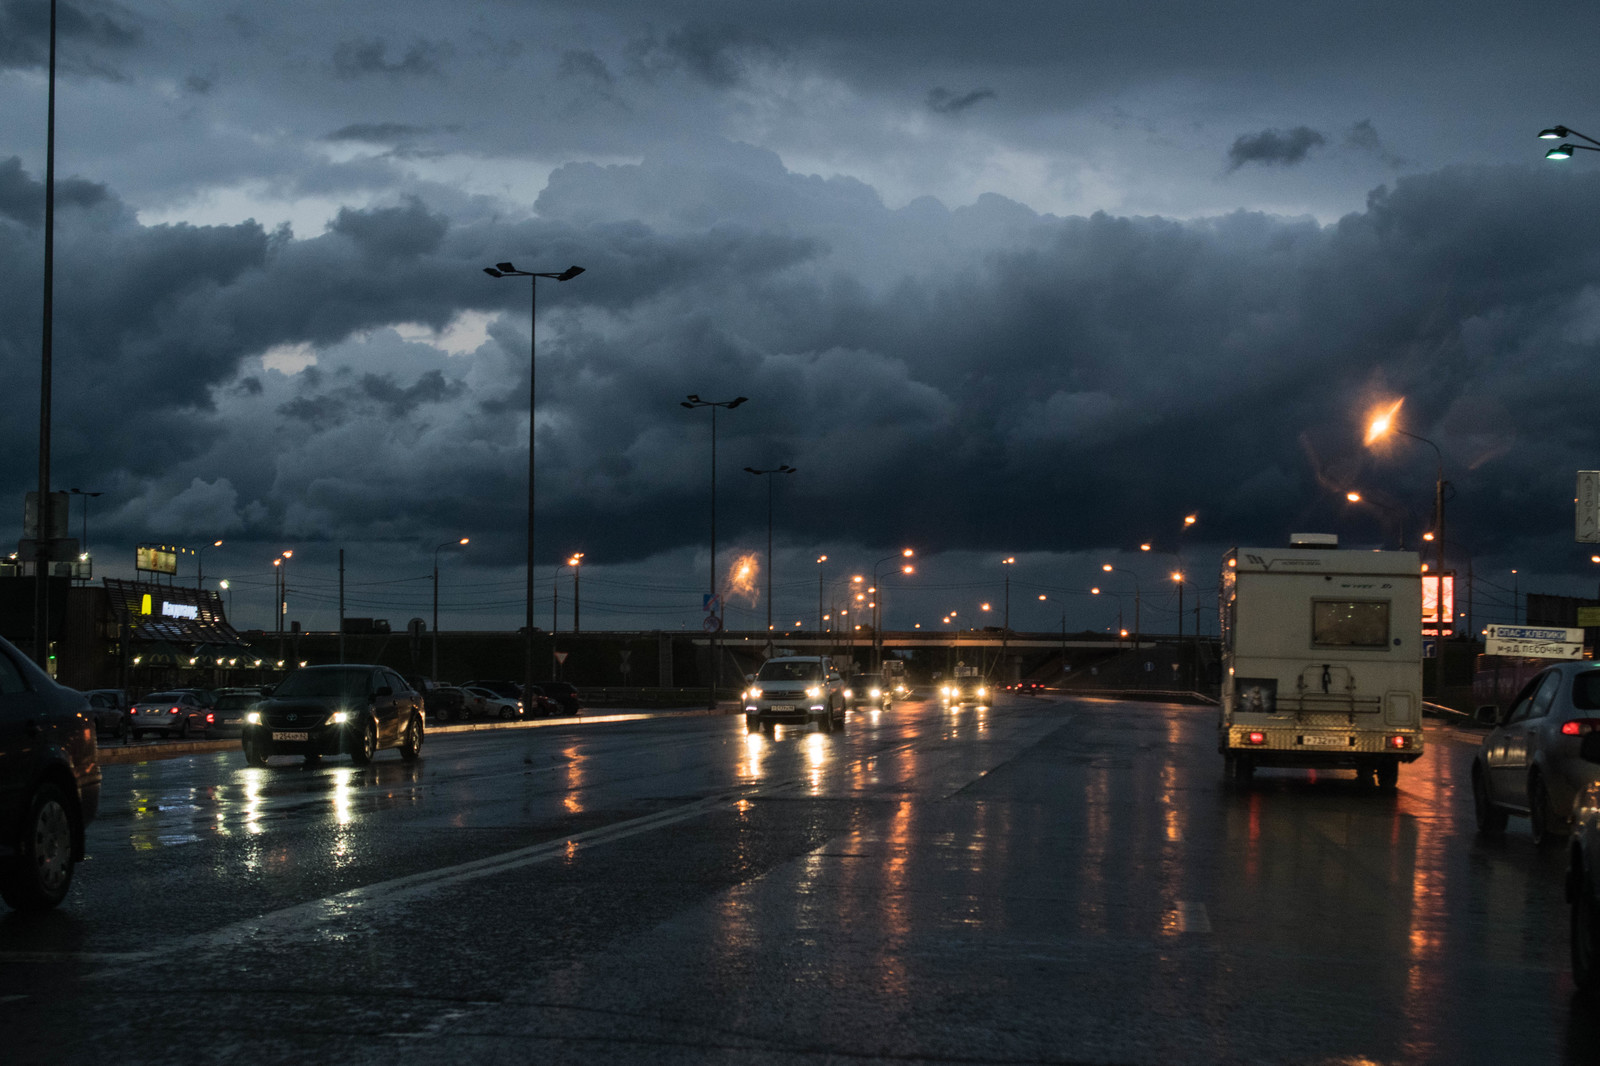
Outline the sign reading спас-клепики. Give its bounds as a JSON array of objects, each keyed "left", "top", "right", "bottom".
[{"left": 1484, "top": 624, "right": 1585, "bottom": 660}]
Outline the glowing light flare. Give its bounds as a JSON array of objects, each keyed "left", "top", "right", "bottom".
[
  {"left": 1365, "top": 397, "right": 1405, "bottom": 445},
  {"left": 1346, "top": 492, "right": 1362, "bottom": 503},
  {"left": 725, "top": 552, "right": 761, "bottom": 604}
]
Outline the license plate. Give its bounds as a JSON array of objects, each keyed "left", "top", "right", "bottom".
[
  {"left": 272, "top": 731, "right": 309, "bottom": 742},
  {"left": 1302, "top": 735, "right": 1346, "bottom": 747}
]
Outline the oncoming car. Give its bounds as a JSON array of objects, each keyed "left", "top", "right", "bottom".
[
  {"left": 743, "top": 656, "right": 844, "bottom": 731},
  {"left": 240, "top": 664, "right": 424, "bottom": 766},
  {"left": 940, "top": 665, "right": 989, "bottom": 706}
]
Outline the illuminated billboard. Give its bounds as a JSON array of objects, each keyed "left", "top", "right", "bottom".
[
  {"left": 136, "top": 546, "right": 178, "bottom": 576},
  {"left": 1422, "top": 572, "right": 1454, "bottom": 637}
]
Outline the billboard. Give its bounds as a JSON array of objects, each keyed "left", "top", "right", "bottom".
[
  {"left": 1422, "top": 572, "right": 1454, "bottom": 637},
  {"left": 136, "top": 545, "right": 178, "bottom": 575}
]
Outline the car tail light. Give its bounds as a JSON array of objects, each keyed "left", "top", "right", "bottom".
[
  {"left": 1562, "top": 719, "right": 1600, "bottom": 736},
  {"left": 1388, "top": 734, "right": 1410, "bottom": 748},
  {"left": 206, "top": 713, "right": 215, "bottom": 724},
  {"left": 1246, "top": 731, "right": 1267, "bottom": 745},
  {"left": 169, "top": 707, "right": 180, "bottom": 715}
]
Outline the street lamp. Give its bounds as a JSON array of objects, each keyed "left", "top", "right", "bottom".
[
  {"left": 815, "top": 554, "right": 828, "bottom": 635},
  {"left": 1539, "top": 125, "right": 1600, "bottom": 160},
  {"left": 272, "top": 550, "right": 292, "bottom": 660},
  {"left": 872, "top": 549, "right": 914, "bottom": 673},
  {"left": 1101, "top": 564, "right": 1142, "bottom": 652},
  {"left": 218, "top": 579, "right": 232, "bottom": 619},
  {"left": 745, "top": 465, "right": 796, "bottom": 652},
  {"left": 195, "top": 539, "right": 223, "bottom": 590},
  {"left": 567, "top": 553, "right": 584, "bottom": 633},
  {"left": 483, "top": 260, "right": 585, "bottom": 707},
  {"left": 432, "top": 537, "right": 469, "bottom": 678},
  {"left": 1366, "top": 397, "right": 1449, "bottom": 699},
  {"left": 67, "top": 488, "right": 100, "bottom": 555},
  {"left": 681, "top": 394, "right": 748, "bottom": 707}
]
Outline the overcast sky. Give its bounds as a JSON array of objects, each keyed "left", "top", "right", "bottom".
[{"left": 4, "top": 0, "right": 1600, "bottom": 641}]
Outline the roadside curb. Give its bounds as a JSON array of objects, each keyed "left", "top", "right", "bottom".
[{"left": 96, "top": 704, "right": 741, "bottom": 765}]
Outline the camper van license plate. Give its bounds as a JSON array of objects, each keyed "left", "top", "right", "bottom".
[{"left": 1301, "top": 734, "right": 1346, "bottom": 747}]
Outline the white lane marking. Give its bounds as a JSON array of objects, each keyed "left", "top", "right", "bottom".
[
  {"left": 87, "top": 788, "right": 758, "bottom": 980},
  {"left": 1175, "top": 901, "right": 1212, "bottom": 934}
]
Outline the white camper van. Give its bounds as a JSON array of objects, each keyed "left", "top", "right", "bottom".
[{"left": 1218, "top": 534, "right": 1425, "bottom": 788}]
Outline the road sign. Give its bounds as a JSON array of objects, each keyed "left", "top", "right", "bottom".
[
  {"left": 703, "top": 615, "right": 722, "bottom": 633},
  {"left": 1484, "top": 624, "right": 1585, "bottom": 659},
  {"left": 1581, "top": 472, "right": 1600, "bottom": 543},
  {"left": 703, "top": 593, "right": 721, "bottom": 612},
  {"left": 554, "top": 651, "right": 569, "bottom": 664}
]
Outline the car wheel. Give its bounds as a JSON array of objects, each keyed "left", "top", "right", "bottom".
[
  {"left": 400, "top": 716, "right": 424, "bottom": 762},
  {"left": 499, "top": 706, "right": 513, "bottom": 720},
  {"left": 1531, "top": 773, "right": 1560, "bottom": 847},
  {"left": 351, "top": 721, "right": 377, "bottom": 765},
  {"left": 177, "top": 719, "right": 190, "bottom": 740},
  {"left": 1575, "top": 865, "right": 1600, "bottom": 991},
  {"left": 1375, "top": 762, "right": 1399, "bottom": 791},
  {"left": 0, "top": 782, "right": 77, "bottom": 912},
  {"left": 1472, "top": 764, "right": 1508, "bottom": 836},
  {"left": 243, "top": 736, "right": 270, "bottom": 767}
]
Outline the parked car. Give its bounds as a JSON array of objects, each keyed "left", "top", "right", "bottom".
[
  {"left": 535, "top": 680, "right": 582, "bottom": 715},
  {"left": 462, "top": 686, "right": 522, "bottom": 719},
  {"left": 424, "top": 684, "right": 468, "bottom": 722},
  {"left": 130, "top": 691, "right": 214, "bottom": 740},
  {"left": 209, "top": 689, "right": 264, "bottom": 738},
  {"left": 1472, "top": 661, "right": 1600, "bottom": 844},
  {"left": 82, "top": 688, "right": 131, "bottom": 739},
  {"left": 463, "top": 680, "right": 523, "bottom": 703},
  {"left": 523, "top": 685, "right": 561, "bottom": 717},
  {"left": 743, "top": 656, "right": 845, "bottom": 731},
  {"left": 240, "top": 664, "right": 424, "bottom": 766},
  {"left": 0, "top": 632, "right": 100, "bottom": 911}
]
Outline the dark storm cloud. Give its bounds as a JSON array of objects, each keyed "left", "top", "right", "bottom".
[
  {"left": 1344, "top": 119, "right": 1406, "bottom": 169},
  {"left": 327, "top": 198, "right": 449, "bottom": 261},
  {"left": 331, "top": 38, "right": 449, "bottom": 79},
  {"left": 0, "top": 0, "right": 140, "bottom": 73},
  {"left": 1227, "top": 126, "right": 1326, "bottom": 170},
  {"left": 324, "top": 123, "right": 439, "bottom": 145},
  {"left": 359, "top": 369, "right": 463, "bottom": 416},
  {"left": 926, "top": 87, "right": 996, "bottom": 115},
  {"left": 629, "top": 23, "right": 781, "bottom": 87},
  {"left": 0, "top": 156, "right": 111, "bottom": 226}
]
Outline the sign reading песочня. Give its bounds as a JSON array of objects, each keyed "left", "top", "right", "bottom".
[{"left": 1484, "top": 624, "right": 1585, "bottom": 659}]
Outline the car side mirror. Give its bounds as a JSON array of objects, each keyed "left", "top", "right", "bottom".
[
  {"left": 1475, "top": 705, "right": 1499, "bottom": 727},
  {"left": 1582, "top": 732, "right": 1600, "bottom": 765}
]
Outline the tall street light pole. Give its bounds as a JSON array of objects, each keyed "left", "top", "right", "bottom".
[
  {"left": 195, "top": 539, "right": 222, "bottom": 591},
  {"left": 67, "top": 488, "right": 100, "bottom": 556},
  {"left": 745, "top": 465, "right": 796, "bottom": 653},
  {"left": 815, "top": 555, "right": 828, "bottom": 635},
  {"left": 433, "top": 537, "right": 469, "bottom": 679},
  {"left": 1366, "top": 399, "right": 1449, "bottom": 703},
  {"left": 1101, "top": 564, "right": 1142, "bottom": 654},
  {"left": 682, "top": 394, "right": 748, "bottom": 707},
  {"left": 483, "top": 262, "right": 585, "bottom": 705},
  {"left": 871, "top": 549, "right": 915, "bottom": 674},
  {"left": 33, "top": 0, "right": 59, "bottom": 667},
  {"left": 568, "top": 553, "right": 584, "bottom": 633},
  {"left": 1000, "top": 556, "right": 1015, "bottom": 684}
]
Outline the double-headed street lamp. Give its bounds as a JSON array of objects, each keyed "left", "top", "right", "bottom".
[
  {"left": 483, "top": 261, "right": 585, "bottom": 704},
  {"left": 682, "top": 394, "right": 748, "bottom": 707},
  {"left": 433, "top": 537, "right": 469, "bottom": 678},
  {"left": 744, "top": 464, "right": 796, "bottom": 649},
  {"left": 271, "top": 549, "right": 293, "bottom": 659},
  {"left": 1100, "top": 564, "right": 1142, "bottom": 651},
  {"left": 1539, "top": 125, "right": 1600, "bottom": 160},
  {"left": 871, "top": 549, "right": 915, "bottom": 673}
]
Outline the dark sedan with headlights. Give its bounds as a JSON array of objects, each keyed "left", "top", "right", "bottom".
[{"left": 240, "top": 664, "right": 424, "bottom": 766}]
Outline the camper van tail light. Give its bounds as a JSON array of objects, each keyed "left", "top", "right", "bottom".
[
  {"left": 1388, "top": 734, "right": 1411, "bottom": 749},
  {"left": 1561, "top": 719, "right": 1600, "bottom": 736},
  {"left": 1246, "top": 731, "right": 1267, "bottom": 745}
]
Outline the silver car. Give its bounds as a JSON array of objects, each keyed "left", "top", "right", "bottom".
[
  {"left": 130, "top": 691, "right": 212, "bottom": 740},
  {"left": 742, "top": 656, "right": 845, "bottom": 731},
  {"left": 1472, "top": 661, "right": 1600, "bottom": 844}
]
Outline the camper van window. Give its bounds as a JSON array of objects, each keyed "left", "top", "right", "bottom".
[{"left": 1310, "top": 600, "right": 1390, "bottom": 648}]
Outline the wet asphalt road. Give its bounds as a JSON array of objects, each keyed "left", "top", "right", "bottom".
[{"left": 0, "top": 694, "right": 1593, "bottom": 1065}]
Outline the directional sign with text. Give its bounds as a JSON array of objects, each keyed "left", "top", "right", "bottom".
[{"left": 1484, "top": 624, "right": 1585, "bottom": 659}]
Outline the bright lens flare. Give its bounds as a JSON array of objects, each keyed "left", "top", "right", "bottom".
[
  {"left": 1365, "top": 398, "right": 1405, "bottom": 445},
  {"left": 726, "top": 553, "right": 761, "bottom": 604}
]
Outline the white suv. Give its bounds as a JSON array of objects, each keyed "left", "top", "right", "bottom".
[{"left": 743, "top": 656, "right": 844, "bottom": 732}]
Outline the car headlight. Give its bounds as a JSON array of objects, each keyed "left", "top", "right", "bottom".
[
  {"left": 245, "top": 711, "right": 261, "bottom": 725},
  {"left": 869, "top": 687, "right": 881, "bottom": 698},
  {"left": 843, "top": 688, "right": 854, "bottom": 699},
  {"left": 976, "top": 687, "right": 987, "bottom": 697},
  {"left": 330, "top": 711, "right": 349, "bottom": 724},
  {"left": 749, "top": 686, "right": 763, "bottom": 699},
  {"left": 805, "top": 685, "right": 822, "bottom": 699}
]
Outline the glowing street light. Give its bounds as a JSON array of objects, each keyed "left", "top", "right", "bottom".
[
  {"left": 1539, "top": 125, "right": 1600, "bottom": 160},
  {"left": 432, "top": 537, "right": 469, "bottom": 678},
  {"left": 1100, "top": 563, "right": 1142, "bottom": 650}
]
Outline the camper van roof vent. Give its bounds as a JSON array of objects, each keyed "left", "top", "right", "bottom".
[{"left": 1289, "top": 533, "right": 1339, "bottom": 548}]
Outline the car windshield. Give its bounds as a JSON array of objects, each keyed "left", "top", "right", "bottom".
[
  {"left": 756, "top": 661, "right": 822, "bottom": 683},
  {"left": 273, "top": 668, "right": 374, "bottom": 699},
  {"left": 1572, "top": 670, "right": 1600, "bottom": 711}
]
